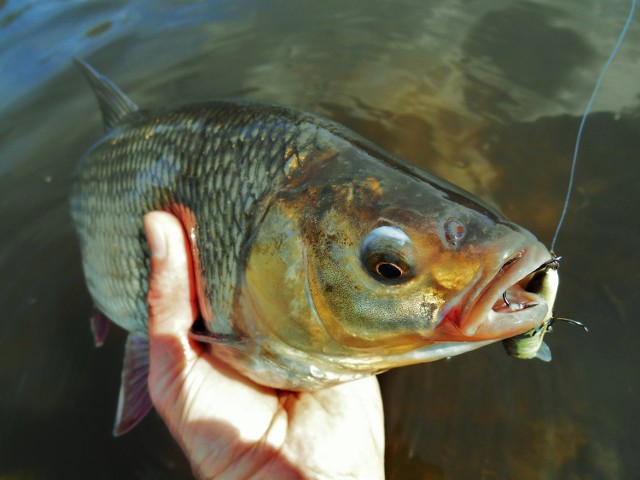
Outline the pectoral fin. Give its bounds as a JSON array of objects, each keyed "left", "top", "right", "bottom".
[
  {"left": 113, "top": 334, "right": 153, "bottom": 436},
  {"left": 90, "top": 310, "right": 110, "bottom": 348},
  {"left": 189, "top": 316, "right": 246, "bottom": 348}
]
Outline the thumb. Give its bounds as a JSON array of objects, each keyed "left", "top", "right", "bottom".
[
  {"left": 144, "top": 212, "right": 200, "bottom": 399},
  {"left": 144, "top": 211, "right": 198, "bottom": 337}
]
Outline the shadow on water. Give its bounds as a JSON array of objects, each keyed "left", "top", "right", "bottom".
[{"left": 1, "top": 1, "right": 638, "bottom": 478}]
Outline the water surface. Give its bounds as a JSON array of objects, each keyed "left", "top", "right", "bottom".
[{"left": 1, "top": 1, "right": 639, "bottom": 478}]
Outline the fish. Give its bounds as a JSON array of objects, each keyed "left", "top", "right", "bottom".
[{"left": 70, "top": 60, "right": 559, "bottom": 435}]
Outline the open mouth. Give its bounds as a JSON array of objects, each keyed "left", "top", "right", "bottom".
[{"left": 458, "top": 243, "right": 555, "bottom": 339}]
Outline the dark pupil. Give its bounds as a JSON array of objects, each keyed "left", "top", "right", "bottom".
[{"left": 376, "top": 262, "right": 403, "bottom": 279}]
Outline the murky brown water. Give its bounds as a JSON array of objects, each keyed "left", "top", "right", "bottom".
[{"left": 1, "top": 1, "right": 639, "bottom": 478}]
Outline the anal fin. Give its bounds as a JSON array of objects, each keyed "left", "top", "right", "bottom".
[
  {"left": 113, "top": 334, "right": 153, "bottom": 436},
  {"left": 90, "top": 310, "right": 110, "bottom": 348}
]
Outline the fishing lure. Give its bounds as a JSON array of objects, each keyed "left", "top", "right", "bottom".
[
  {"left": 502, "top": 254, "right": 587, "bottom": 361},
  {"left": 503, "top": 0, "right": 636, "bottom": 360}
]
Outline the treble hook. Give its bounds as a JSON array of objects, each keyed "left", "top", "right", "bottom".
[
  {"left": 551, "top": 317, "right": 589, "bottom": 332},
  {"left": 534, "top": 255, "right": 562, "bottom": 273}
]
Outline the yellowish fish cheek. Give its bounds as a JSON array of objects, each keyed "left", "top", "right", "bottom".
[
  {"left": 303, "top": 210, "right": 449, "bottom": 351},
  {"left": 241, "top": 202, "right": 333, "bottom": 353},
  {"left": 308, "top": 253, "right": 448, "bottom": 351},
  {"left": 430, "top": 256, "right": 482, "bottom": 292},
  {"left": 405, "top": 233, "right": 482, "bottom": 305}
]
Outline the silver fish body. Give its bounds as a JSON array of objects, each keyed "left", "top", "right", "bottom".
[{"left": 71, "top": 61, "right": 558, "bottom": 433}]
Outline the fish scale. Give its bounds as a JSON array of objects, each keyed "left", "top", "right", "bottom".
[{"left": 72, "top": 103, "right": 320, "bottom": 337}]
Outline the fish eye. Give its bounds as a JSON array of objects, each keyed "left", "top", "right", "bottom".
[
  {"left": 376, "top": 261, "right": 404, "bottom": 279},
  {"left": 360, "top": 226, "right": 414, "bottom": 283},
  {"left": 365, "top": 253, "right": 411, "bottom": 281}
]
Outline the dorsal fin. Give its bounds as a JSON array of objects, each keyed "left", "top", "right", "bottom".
[{"left": 75, "top": 58, "right": 139, "bottom": 132}]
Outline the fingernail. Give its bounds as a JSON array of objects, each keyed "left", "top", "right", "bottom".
[{"left": 145, "top": 216, "right": 167, "bottom": 259}]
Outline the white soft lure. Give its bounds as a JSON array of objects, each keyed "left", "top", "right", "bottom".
[{"left": 502, "top": 261, "right": 559, "bottom": 361}]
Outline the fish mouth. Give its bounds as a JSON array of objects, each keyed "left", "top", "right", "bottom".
[{"left": 441, "top": 242, "right": 553, "bottom": 341}]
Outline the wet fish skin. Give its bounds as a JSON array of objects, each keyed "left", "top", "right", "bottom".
[
  {"left": 71, "top": 100, "right": 322, "bottom": 338},
  {"left": 71, "top": 62, "right": 556, "bottom": 434},
  {"left": 233, "top": 131, "right": 553, "bottom": 388}
]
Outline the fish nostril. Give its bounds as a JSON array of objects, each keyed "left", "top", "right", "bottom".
[{"left": 443, "top": 218, "right": 466, "bottom": 246}]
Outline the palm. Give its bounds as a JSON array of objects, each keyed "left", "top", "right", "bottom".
[{"left": 144, "top": 212, "right": 385, "bottom": 479}]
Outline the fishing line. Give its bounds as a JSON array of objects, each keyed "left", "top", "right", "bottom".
[{"left": 550, "top": 0, "right": 637, "bottom": 252}]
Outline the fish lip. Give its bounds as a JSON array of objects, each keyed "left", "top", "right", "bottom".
[{"left": 446, "top": 242, "right": 552, "bottom": 340}]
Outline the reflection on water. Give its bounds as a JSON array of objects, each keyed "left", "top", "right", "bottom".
[{"left": 1, "top": 1, "right": 638, "bottom": 478}]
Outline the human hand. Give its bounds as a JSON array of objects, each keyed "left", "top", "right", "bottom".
[{"left": 144, "top": 212, "right": 385, "bottom": 479}]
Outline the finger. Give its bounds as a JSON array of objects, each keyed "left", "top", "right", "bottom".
[
  {"left": 144, "top": 211, "right": 200, "bottom": 407},
  {"left": 144, "top": 211, "right": 198, "bottom": 339}
]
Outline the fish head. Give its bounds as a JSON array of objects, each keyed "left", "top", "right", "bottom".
[{"left": 238, "top": 130, "right": 556, "bottom": 385}]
